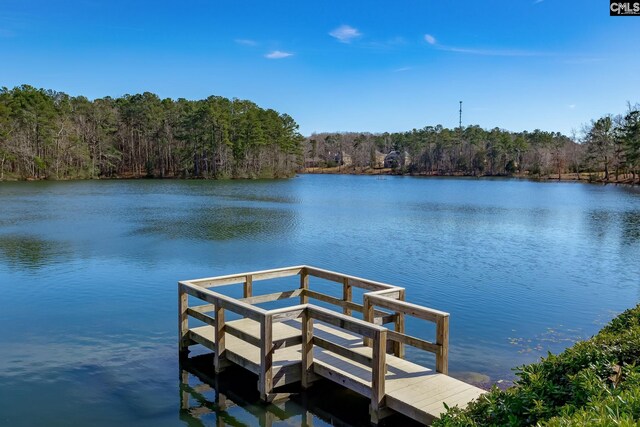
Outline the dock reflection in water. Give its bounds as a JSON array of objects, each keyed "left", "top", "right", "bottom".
[{"left": 179, "top": 354, "right": 420, "bottom": 426}]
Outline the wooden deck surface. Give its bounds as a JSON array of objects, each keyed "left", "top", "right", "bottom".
[{"left": 189, "top": 318, "right": 484, "bottom": 424}]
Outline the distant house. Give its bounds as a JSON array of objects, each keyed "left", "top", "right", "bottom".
[
  {"left": 328, "top": 151, "right": 353, "bottom": 167},
  {"left": 373, "top": 151, "right": 386, "bottom": 168},
  {"left": 384, "top": 151, "right": 412, "bottom": 168}
]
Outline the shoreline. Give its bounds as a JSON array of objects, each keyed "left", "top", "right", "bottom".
[
  {"left": 1, "top": 169, "right": 638, "bottom": 186},
  {"left": 0, "top": 171, "right": 296, "bottom": 182},
  {"left": 300, "top": 166, "right": 640, "bottom": 186}
]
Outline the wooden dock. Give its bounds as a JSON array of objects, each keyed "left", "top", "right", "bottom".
[{"left": 179, "top": 266, "right": 485, "bottom": 425}]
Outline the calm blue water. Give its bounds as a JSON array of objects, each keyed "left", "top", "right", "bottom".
[{"left": 1, "top": 175, "right": 639, "bottom": 426}]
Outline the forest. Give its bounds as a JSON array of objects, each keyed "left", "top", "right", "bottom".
[
  {"left": 1, "top": 85, "right": 638, "bottom": 183},
  {"left": 304, "top": 104, "right": 640, "bottom": 183},
  {"left": 0, "top": 85, "right": 304, "bottom": 180}
]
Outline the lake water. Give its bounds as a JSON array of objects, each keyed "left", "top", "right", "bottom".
[{"left": 1, "top": 175, "right": 639, "bottom": 426}]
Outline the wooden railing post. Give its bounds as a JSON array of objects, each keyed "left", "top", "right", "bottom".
[
  {"left": 301, "top": 308, "right": 314, "bottom": 389},
  {"left": 436, "top": 315, "right": 449, "bottom": 374},
  {"left": 394, "top": 289, "right": 406, "bottom": 359},
  {"left": 243, "top": 274, "right": 253, "bottom": 298},
  {"left": 214, "top": 299, "right": 227, "bottom": 373},
  {"left": 300, "top": 268, "right": 309, "bottom": 304},
  {"left": 178, "top": 284, "right": 189, "bottom": 354},
  {"left": 342, "top": 277, "right": 352, "bottom": 316},
  {"left": 259, "top": 314, "right": 274, "bottom": 401},
  {"left": 363, "top": 295, "right": 374, "bottom": 347},
  {"left": 370, "top": 329, "right": 387, "bottom": 425}
]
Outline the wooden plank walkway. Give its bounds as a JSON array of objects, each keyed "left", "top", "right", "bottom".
[{"left": 179, "top": 266, "right": 486, "bottom": 425}]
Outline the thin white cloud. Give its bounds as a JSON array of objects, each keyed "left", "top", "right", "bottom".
[
  {"left": 422, "top": 35, "right": 548, "bottom": 57},
  {"left": 563, "top": 57, "right": 604, "bottom": 64},
  {"left": 329, "top": 25, "right": 362, "bottom": 43},
  {"left": 437, "top": 45, "right": 547, "bottom": 57},
  {"left": 533, "top": 0, "right": 544, "bottom": 4},
  {"left": 428, "top": 41, "right": 598, "bottom": 62},
  {"left": 265, "top": 50, "right": 294, "bottom": 59},
  {"left": 568, "top": 104, "right": 576, "bottom": 109},
  {"left": 235, "top": 39, "right": 258, "bottom": 46},
  {"left": 394, "top": 67, "right": 412, "bottom": 72}
]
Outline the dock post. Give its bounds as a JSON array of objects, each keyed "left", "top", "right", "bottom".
[
  {"left": 301, "top": 309, "right": 314, "bottom": 389},
  {"left": 178, "top": 283, "right": 190, "bottom": 355},
  {"left": 214, "top": 299, "right": 228, "bottom": 373},
  {"left": 436, "top": 315, "right": 449, "bottom": 374},
  {"left": 363, "top": 295, "right": 374, "bottom": 347},
  {"left": 394, "top": 289, "right": 406, "bottom": 359},
  {"left": 370, "top": 329, "right": 387, "bottom": 425},
  {"left": 259, "top": 314, "right": 274, "bottom": 401},
  {"left": 243, "top": 274, "right": 253, "bottom": 298},
  {"left": 342, "top": 277, "right": 352, "bottom": 316},
  {"left": 300, "top": 268, "right": 309, "bottom": 304}
]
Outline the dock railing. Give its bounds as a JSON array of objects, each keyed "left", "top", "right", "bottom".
[
  {"left": 304, "top": 305, "right": 388, "bottom": 421},
  {"left": 364, "top": 290, "right": 450, "bottom": 374},
  {"left": 178, "top": 265, "right": 450, "bottom": 421}
]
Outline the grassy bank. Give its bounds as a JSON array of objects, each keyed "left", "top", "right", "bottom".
[{"left": 433, "top": 305, "right": 640, "bottom": 426}]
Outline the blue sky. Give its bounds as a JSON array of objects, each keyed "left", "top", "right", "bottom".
[{"left": 1, "top": 0, "right": 638, "bottom": 136}]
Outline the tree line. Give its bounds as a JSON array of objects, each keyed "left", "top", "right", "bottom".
[
  {"left": 583, "top": 107, "right": 640, "bottom": 182},
  {"left": 304, "top": 104, "right": 640, "bottom": 183},
  {"left": 2, "top": 85, "right": 637, "bottom": 184},
  {"left": 0, "top": 85, "right": 304, "bottom": 180}
]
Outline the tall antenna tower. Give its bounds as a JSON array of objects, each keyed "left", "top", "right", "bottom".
[{"left": 459, "top": 101, "right": 463, "bottom": 131}]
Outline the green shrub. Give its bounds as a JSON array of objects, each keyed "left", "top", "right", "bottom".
[{"left": 434, "top": 305, "right": 640, "bottom": 427}]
